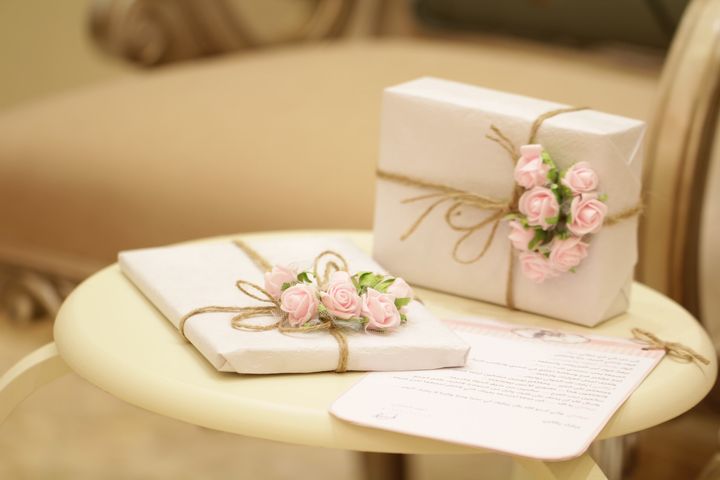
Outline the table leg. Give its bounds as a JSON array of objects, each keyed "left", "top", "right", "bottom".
[
  {"left": 361, "top": 452, "right": 406, "bottom": 480},
  {"left": 0, "top": 342, "right": 69, "bottom": 425},
  {"left": 513, "top": 453, "right": 607, "bottom": 480}
]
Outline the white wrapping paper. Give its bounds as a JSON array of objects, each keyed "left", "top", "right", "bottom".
[
  {"left": 119, "top": 236, "right": 470, "bottom": 374},
  {"left": 373, "top": 77, "right": 645, "bottom": 326}
]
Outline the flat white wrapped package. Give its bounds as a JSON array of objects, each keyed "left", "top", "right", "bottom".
[
  {"left": 373, "top": 77, "right": 645, "bottom": 326},
  {"left": 119, "top": 236, "right": 470, "bottom": 374}
]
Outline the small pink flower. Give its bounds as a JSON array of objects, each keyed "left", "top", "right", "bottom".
[
  {"left": 320, "top": 271, "right": 361, "bottom": 320},
  {"left": 519, "top": 251, "right": 559, "bottom": 284},
  {"left": 280, "top": 283, "right": 319, "bottom": 327},
  {"left": 514, "top": 144, "right": 551, "bottom": 189},
  {"left": 387, "top": 277, "right": 414, "bottom": 300},
  {"left": 568, "top": 193, "right": 607, "bottom": 236},
  {"left": 361, "top": 288, "right": 401, "bottom": 332},
  {"left": 562, "top": 162, "right": 599, "bottom": 194},
  {"left": 518, "top": 186, "right": 560, "bottom": 230},
  {"left": 508, "top": 220, "right": 535, "bottom": 251},
  {"left": 264, "top": 265, "right": 297, "bottom": 299},
  {"left": 548, "top": 236, "right": 589, "bottom": 272}
]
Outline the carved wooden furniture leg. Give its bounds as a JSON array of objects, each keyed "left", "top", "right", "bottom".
[
  {"left": 513, "top": 453, "right": 608, "bottom": 480},
  {"left": 361, "top": 452, "right": 406, "bottom": 480},
  {"left": 0, "top": 342, "right": 69, "bottom": 424}
]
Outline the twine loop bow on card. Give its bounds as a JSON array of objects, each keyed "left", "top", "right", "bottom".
[
  {"left": 177, "top": 241, "right": 351, "bottom": 373},
  {"left": 377, "top": 106, "right": 643, "bottom": 309},
  {"left": 632, "top": 328, "right": 710, "bottom": 366}
]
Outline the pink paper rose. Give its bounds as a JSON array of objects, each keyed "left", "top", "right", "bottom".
[
  {"left": 361, "top": 288, "right": 401, "bottom": 332},
  {"left": 518, "top": 186, "right": 560, "bottom": 230},
  {"left": 387, "top": 277, "right": 414, "bottom": 300},
  {"left": 508, "top": 220, "right": 535, "bottom": 251},
  {"left": 514, "top": 144, "right": 551, "bottom": 189},
  {"left": 549, "top": 236, "right": 589, "bottom": 272},
  {"left": 280, "top": 283, "right": 319, "bottom": 327},
  {"left": 519, "top": 251, "right": 559, "bottom": 284},
  {"left": 264, "top": 265, "right": 298, "bottom": 299},
  {"left": 320, "top": 271, "right": 361, "bottom": 320},
  {"left": 562, "top": 162, "right": 599, "bottom": 194},
  {"left": 568, "top": 193, "right": 607, "bottom": 236}
]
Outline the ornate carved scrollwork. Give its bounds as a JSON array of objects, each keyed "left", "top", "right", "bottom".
[
  {"left": 0, "top": 267, "right": 77, "bottom": 323},
  {"left": 89, "top": 0, "right": 356, "bottom": 67}
]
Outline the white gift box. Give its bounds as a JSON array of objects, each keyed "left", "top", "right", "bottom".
[
  {"left": 373, "top": 77, "right": 644, "bottom": 326},
  {"left": 119, "top": 236, "right": 470, "bottom": 374}
]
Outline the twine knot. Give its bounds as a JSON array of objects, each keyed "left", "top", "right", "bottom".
[
  {"left": 178, "top": 242, "right": 351, "bottom": 373},
  {"left": 632, "top": 328, "right": 710, "bottom": 365}
]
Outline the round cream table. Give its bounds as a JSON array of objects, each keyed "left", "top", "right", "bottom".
[{"left": 1, "top": 231, "right": 717, "bottom": 480}]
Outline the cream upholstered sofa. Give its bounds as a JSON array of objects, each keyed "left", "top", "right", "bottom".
[{"left": 0, "top": 38, "right": 660, "bottom": 309}]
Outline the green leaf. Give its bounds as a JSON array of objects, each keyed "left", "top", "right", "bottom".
[
  {"left": 545, "top": 216, "right": 559, "bottom": 225},
  {"left": 547, "top": 168, "right": 559, "bottom": 183},
  {"left": 297, "top": 272, "right": 312, "bottom": 283},
  {"left": 394, "top": 297, "right": 412, "bottom": 309},
  {"left": 527, "top": 228, "right": 546, "bottom": 251},
  {"left": 318, "top": 303, "right": 328, "bottom": 314},
  {"left": 541, "top": 151, "right": 553, "bottom": 165},
  {"left": 358, "top": 272, "right": 383, "bottom": 288},
  {"left": 356, "top": 271, "right": 372, "bottom": 285},
  {"left": 598, "top": 193, "right": 608, "bottom": 202},
  {"left": 549, "top": 183, "right": 564, "bottom": 203},
  {"left": 281, "top": 282, "right": 293, "bottom": 291},
  {"left": 374, "top": 277, "right": 395, "bottom": 293},
  {"left": 560, "top": 185, "right": 574, "bottom": 199},
  {"left": 400, "top": 313, "right": 408, "bottom": 324},
  {"left": 569, "top": 267, "right": 577, "bottom": 273}
]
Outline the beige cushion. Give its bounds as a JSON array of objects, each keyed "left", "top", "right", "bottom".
[{"left": 0, "top": 39, "right": 660, "bottom": 275}]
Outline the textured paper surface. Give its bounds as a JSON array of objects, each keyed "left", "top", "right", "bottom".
[
  {"left": 119, "top": 236, "right": 470, "bottom": 374},
  {"left": 331, "top": 317, "right": 663, "bottom": 460},
  {"left": 373, "top": 77, "right": 645, "bottom": 326}
]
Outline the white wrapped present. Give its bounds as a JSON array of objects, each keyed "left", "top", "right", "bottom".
[
  {"left": 373, "top": 77, "right": 644, "bottom": 326},
  {"left": 119, "top": 235, "right": 470, "bottom": 374}
]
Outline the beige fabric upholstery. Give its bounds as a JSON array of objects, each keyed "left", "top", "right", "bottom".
[{"left": 0, "top": 39, "right": 660, "bottom": 275}]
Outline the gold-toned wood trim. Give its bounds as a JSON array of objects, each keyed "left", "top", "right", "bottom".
[
  {"left": 639, "top": 0, "right": 705, "bottom": 294},
  {"left": 639, "top": 0, "right": 720, "bottom": 317},
  {"left": 670, "top": 35, "right": 720, "bottom": 314}
]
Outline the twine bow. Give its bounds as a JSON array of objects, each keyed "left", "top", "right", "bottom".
[
  {"left": 177, "top": 241, "right": 351, "bottom": 373},
  {"left": 632, "top": 328, "right": 710, "bottom": 365}
]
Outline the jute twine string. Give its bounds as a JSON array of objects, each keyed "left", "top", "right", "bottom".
[
  {"left": 177, "top": 240, "right": 351, "bottom": 373},
  {"left": 377, "top": 106, "right": 643, "bottom": 309},
  {"left": 632, "top": 328, "right": 710, "bottom": 365},
  {"left": 312, "top": 250, "right": 348, "bottom": 289}
]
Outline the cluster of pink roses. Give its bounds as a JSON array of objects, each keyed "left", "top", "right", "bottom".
[
  {"left": 508, "top": 144, "right": 608, "bottom": 283},
  {"left": 264, "top": 265, "right": 415, "bottom": 331}
]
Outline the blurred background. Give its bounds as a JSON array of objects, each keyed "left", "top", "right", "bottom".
[{"left": 1, "top": 0, "right": 719, "bottom": 479}]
